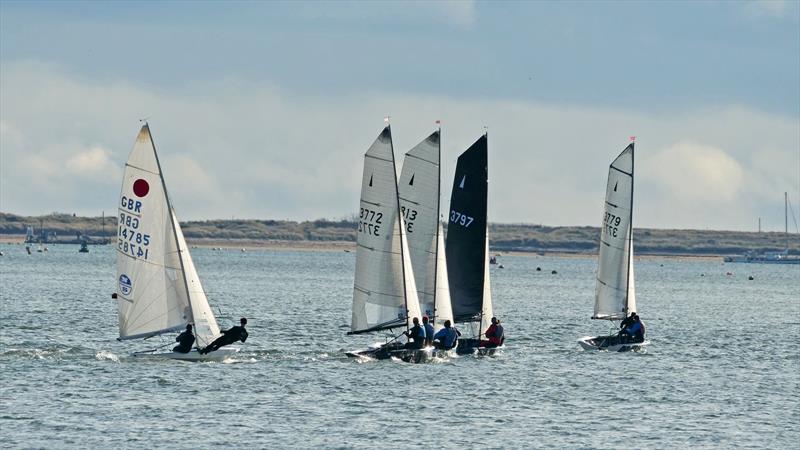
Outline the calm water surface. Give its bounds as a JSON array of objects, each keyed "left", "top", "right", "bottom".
[{"left": 1, "top": 243, "right": 798, "bottom": 449}]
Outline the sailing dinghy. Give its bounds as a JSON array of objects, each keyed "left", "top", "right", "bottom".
[
  {"left": 579, "top": 141, "right": 649, "bottom": 352},
  {"left": 345, "top": 125, "right": 429, "bottom": 363},
  {"left": 445, "top": 133, "right": 502, "bottom": 356},
  {"left": 398, "top": 128, "right": 456, "bottom": 357},
  {"left": 115, "top": 124, "right": 237, "bottom": 362}
]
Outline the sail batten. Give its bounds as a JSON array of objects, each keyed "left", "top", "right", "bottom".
[{"left": 593, "top": 143, "right": 635, "bottom": 320}]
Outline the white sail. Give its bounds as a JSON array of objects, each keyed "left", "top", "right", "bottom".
[
  {"left": 480, "top": 232, "right": 494, "bottom": 333},
  {"left": 627, "top": 240, "right": 637, "bottom": 314},
  {"left": 172, "top": 210, "right": 220, "bottom": 347},
  {"left": 351, "top": 127, "right": 420, "bottom": 333},
  {"left": 116, "top": 125, "right": 190, "bottom": 340},
  {"left": 433, "top": 224, "right": 453, "bottom": 332},
  {"left": 594, "top": 143, "right": 635, "bottom": 320},
  {"left": 398, "top": 131, "right": 451, "bottom": 326}
]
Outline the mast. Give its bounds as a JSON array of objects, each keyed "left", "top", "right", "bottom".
[
  {"left": 431, "top": 123, "right": 442, "bottom": 324},
  {"left": 624, "top": 141, "right": 635, "bottom": 317},
  {"left": 388, "top": 124, "right": 411, "bottom": 333},
  {"left": 145, "top": 124, "right": 195, "bottom": 330},
  {"left": 786, "top": 192, "right": 789, "bottom": 250}
]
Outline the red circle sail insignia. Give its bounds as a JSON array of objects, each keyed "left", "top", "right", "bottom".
[{"left": 133, "top": 179, "right": 150, "bottom": 197}]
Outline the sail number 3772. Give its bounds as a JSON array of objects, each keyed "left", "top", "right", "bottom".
[
  {"left": 358, "top": 207, "right": 383, "bottom": 236},
  {"left": 450, "top": 210, "right": 474, "bottom": 228}
]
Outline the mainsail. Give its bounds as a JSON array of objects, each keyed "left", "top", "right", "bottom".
[
  {"left": 593, "top": 143, "right": 636, "bottom": 320},
  {"left": 398, "top": 130, "right": 453, "bottom": 330},
  {"left": 116, "top": 125, "right": 220, "bottom": 345},
  {"left": 445, "top": 134, "right": 492, "bottom": 330},
  {"left": 351, "top": 126, "right": 422, "bottom": 334}
]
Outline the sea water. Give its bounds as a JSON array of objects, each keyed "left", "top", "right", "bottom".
[{"left": 0, "top": 243, "right": 798, "bottom": 448}]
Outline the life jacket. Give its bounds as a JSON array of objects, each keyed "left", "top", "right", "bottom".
[
  {"left": 443, "top": 328, "right": 458, "bottom": 349},
  {"left": 487, "top": 324, "right": 504, "bottom": 345}
]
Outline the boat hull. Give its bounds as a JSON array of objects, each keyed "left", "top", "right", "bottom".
[
  {"left": 454, "top": 338, "right": 503, "bottom": 356},
  {"left": 132, "top": 347, "right": 239, "bottom": 362},
  {"left": 346, "top": 342, "right": 433, "bottom": 363},
  {"left": 578, "top": 335, "right": 649, "bottom": 352}
]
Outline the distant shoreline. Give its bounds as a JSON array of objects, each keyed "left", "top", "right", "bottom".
[
  {"left": 0, "top": 234, "right": 721, "bottom": 260},
  {"left": 3, "top": 212, "right": 797, "bottom": 258}
]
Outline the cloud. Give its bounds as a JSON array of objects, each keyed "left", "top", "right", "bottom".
[
  {"left": 1, "top": 61, "right": 798, "bottom": 231},
  {"left": 644, "top": 141, "right": 745, "bottom": 204},
  {"left": 433, "top": 0, "right": 477, "bottom": 28},
  {"left": 66, "top": 147, "right": 119, "bottom": 177},
  {"left": 744, "top": 0, "right": 792, "bottom": 18}
]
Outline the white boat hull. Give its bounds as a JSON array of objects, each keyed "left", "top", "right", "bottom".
[
  {"left": 132, "top": 347, "right": 239, "bottom": 362},
  {"left": 578, "top": 336, "right": 649, "bottom": 352}
]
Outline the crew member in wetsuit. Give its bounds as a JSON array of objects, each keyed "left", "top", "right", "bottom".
[
  {"left": 621, "top": 315, "right": 644, "bottom": 343},
  {"left": 403, "top": 317, "right": 425, "bottom": 350},
  {"left": 480, "top": 317, "right": 504, "bottom": 347},
  {"left": 432, "top": 320, "right": 461, "bottom": 350},
  {"left": 199, "top": 318, "right": 248, "bottom": 354},
  {"left": 422, "top": 316, "right": 435, "bottom": 347},
  {"left": 173, "top": 324, "right": 195, "bottom": 353},
  {"left": 619, "top": 312, "right": 636, "bottom": 331}
]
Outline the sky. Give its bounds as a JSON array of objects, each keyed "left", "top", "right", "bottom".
[{"left": 1, "top": 0, "right": 798, "bottom": 231}]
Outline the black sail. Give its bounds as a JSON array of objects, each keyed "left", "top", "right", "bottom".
[{"left": 445, "top": 134, "right": 488, "bottom": 322}]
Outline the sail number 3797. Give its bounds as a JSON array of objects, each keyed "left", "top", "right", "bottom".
[
  {"left": 450, "top": 210, "right": 474, "bottom": 228},
  {"left": 358, "top": 207, "right": 383, "bottom": 236}
]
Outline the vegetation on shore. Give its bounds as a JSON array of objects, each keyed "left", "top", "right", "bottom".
[{"left": 1, "top": 212, "right": 797, "bottom": 256}]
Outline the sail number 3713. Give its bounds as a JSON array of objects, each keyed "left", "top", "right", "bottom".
[{"left": 450, "top": 210, "right": 474, "bottom": 228}]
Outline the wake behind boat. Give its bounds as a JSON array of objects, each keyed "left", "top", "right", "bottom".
[
  {"left": 114, "top": 124, "right": 239, "bottom": 362},
  {"left": 346, "top": 124, "right": 429, "bottom": 363},
  {"left": 579, "top": 140, "right": 648, "bottom": 352}
]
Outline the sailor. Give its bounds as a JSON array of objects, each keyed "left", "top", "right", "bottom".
[
  {"left": 173, "top": 324, "right": 195, "bottom": 354},
  {"left": 432, "top": 320, "right": 461, "bottom": 350},
  {"left": 403, "top": 317, "right": 426, "bottom": 350},
  {"left": 621, "top": 314, "right": 645, "bottom": 343},
  {"left": 422, "top": 316, "right": 435, "bottom": 347},
  {"left": 199, "top": 318, "right": 248, "bottom": 354},
  {"left": 480, "top": 317, "right": 504, "bottom": 347},
  {"left": 619, "top": 312, "right": 636, "bottom": 331}
]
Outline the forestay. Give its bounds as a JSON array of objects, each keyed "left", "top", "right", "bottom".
[
  {"left": 116, "top": 125, "right": 190, "bottom": 340},
  {"left": 351, "top": 126, "right": 422, "bottom": 334},
  {"left": 445, "top": 134, "right": 490, "bottom": 324},
  {"left": 593, "top": 143, "right": 636, "bottom": 320},
  {"left": 398, "top": 131, "right": 453, "bottom": 330}
]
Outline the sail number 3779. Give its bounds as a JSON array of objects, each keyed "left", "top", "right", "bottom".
[{"left": 603, "top": 212, "right": 622, "bottom": 238}]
